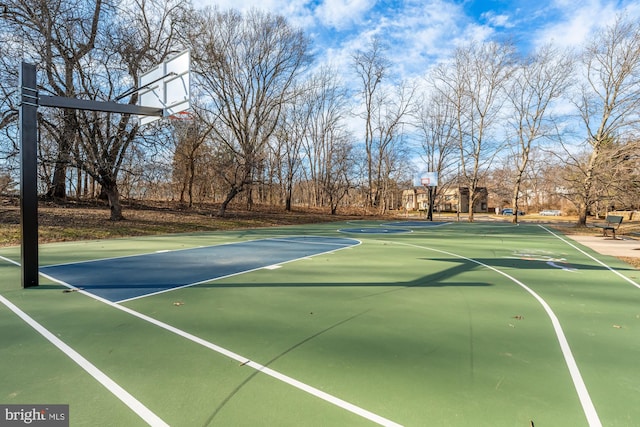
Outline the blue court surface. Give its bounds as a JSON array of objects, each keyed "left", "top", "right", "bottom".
[
  {"left": 40, "top": 236, "right": 359, "bottom": 303},
  {"left": 339, "top": 221, "right": 449, "bottom": 234},
  {"left": 383, "top": 221, "right": 449, "bottom": 227},
  {"left": 339, "top": 227, "right": 411, "bottom": 234}
]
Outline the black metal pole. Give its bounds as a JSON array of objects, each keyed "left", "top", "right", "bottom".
[
  {"left": 427, "top": 186, "right": 434, "bottom": 221},
  {"left": 20, "top": 62, "right": 39, "bottom": 287}
]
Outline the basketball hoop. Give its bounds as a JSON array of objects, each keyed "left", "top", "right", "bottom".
[
  {"left": 167, "top": 111, "right": 196, "bottom": 133},
  {"left": 167, "top": 110, "right": 194, "bottom": 122}
]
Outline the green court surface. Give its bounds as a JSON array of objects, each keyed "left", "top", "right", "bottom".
[{"left": 1, "top": 221, "right": 639, "bottom": 426}]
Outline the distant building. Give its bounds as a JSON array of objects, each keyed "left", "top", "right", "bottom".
[{"left": 402, "top": 187, "right": 489, "bottom": 213}]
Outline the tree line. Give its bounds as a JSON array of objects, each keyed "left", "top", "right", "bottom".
[{"left": 0, "top": 0, "right": 639, "bottom": 224}]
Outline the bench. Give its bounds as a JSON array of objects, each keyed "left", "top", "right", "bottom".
[{"left": 594, "top": 215, "right": 624, "bottom": 239}]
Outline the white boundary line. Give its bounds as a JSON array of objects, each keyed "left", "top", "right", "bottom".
[
  {"left": 38, "top": 272, "right": 402, "bottom": 427},
  {"left": 40, "top": 236, "right": 360, "bottom": 269},
  {"left": 382, "top": 221, "right": 451, "bottom": 228},
  {"left": 115, "top": 238, "right": 361, "bottom": 303},
  {"left": 391, "top": 240, "right": 603, "bottom": 427},
  {"left": 539, "top": 225, "right": 640, "bottom": 290},
  {"left": 0, "top": 294, "right": 169, "bottom": 427},
  {"left": 4, "top": 241, "right": 400, "bottom": 427},
  {"left": 266, "top": 236, "right": 360, "bottom": 247},
  {"left": 338, "top": 228, "right": 413, "bottom": 234},
  {"left": 0, "top": 254, "right": 20, "bottom": 267}
]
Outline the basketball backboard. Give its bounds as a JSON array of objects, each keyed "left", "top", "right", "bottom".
[
  {"left": 138, "top": 50, "right": 190, "bottom": 125},
  {"left": 413, "top": 171, "right": 438, "bottom": 187}
]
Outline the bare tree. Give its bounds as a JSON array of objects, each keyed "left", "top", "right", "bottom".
[
  {"left": 352, "top": 37, "right": 390, "bottom": 210},
  {"left": 322, "top": 132, "right": 354, "bottom": 214},
  {"left": 432, "top": 41, "right": 516, "bottom": 221},
  {"left": 170, "top": 110, "right": 213, "bottom": 207},
  {"left": 295, "top": 67, "right": 352, "bottom": 211},
  {"left": 70, "top": 0, "right": 188, "bottom": 220},
  {"left": 0, "top": 0, "right": 104, "bottom": 199},
  {"left": 269, "top": 79, "right": 313, "bottom": 211},
  {"left": 586, "top": 139, "right": 640, "bottom": 217},
  {"left": 189, "top": 7, "right": 311, "bottom": 216},
  {"left": 415, "top": 91, "right": 459, "bottom": 219},
  {"left": 573, "top": 16, "right": 640, "bottom": 225},
  {"left": 506, "top": 44, "right": 573, "bottom": 223},
  {"left": 0, "top": 0, "right": 188, "bottom": 219},
  {"left": 371, "top": 82, "right": 417, "bottom": 214},
  {"left": 0, "top": 50, "right": 19, "bottom": 175}
]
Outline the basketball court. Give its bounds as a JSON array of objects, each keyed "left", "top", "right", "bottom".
[
  {"left": 1, "top": 221, "right": 639, "bottom": 426},
  {"left": 8, "top": 50, "right": 639, "bottom": 427}
]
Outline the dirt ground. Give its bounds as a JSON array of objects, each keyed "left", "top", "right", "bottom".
[
  {"left": 2, "top": 196, "right": 639, "bottom": 269},
  {"left": 0, "top": 196, "right": 384, "bottom": 247}
]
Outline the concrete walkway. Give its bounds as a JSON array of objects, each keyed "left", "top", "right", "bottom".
[{"left": 568, "top": 234, "right": 640, "bottom": 259}]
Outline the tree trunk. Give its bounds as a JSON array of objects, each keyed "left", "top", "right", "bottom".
[
  {"left": 218, "top": 186, "right": 241, "bottom": 217},
  {"left": 285, "top": 186, "right": 292, "bottom": 211},
  {"left": 467, "top": 188, "right": 475, "bottom": 222},
  {"left": 578, "top": 201, "right": 588, "bottom": 226},
  {"left": 103, "top": 181, "right": 124, "bottom": 221},
  {"left": 511, "top": 177, "right": 522, "bottom": 225},
  {"left": 578, "top": 147, "right": 599, "bottom": 226},
  {"left": 46, "top": 105, "right": 78, "bottom": 200},
  {"left": 187, "top": 157, "right": 196, "bottom": 208},
  {"left": 246, "top": 187, "right": 253, "bottom": 211},
  {"left": 47, "top": 161, "right": 68, "bottom": 199}
]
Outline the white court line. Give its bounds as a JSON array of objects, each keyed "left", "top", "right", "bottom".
[
  {"left": 0, "top": 294, "right": 169, "bottom": 427},
  {"left": 115, "top": 238, "right": 361, "bottom": 303},
  {"left": 32, "top": 269, "right": 401, "bottom": 427},
  {"left": 266, "top": 236, "right": 361, "bottom": 247},
  {"left": 41, "top": 236, "right": 359, "bottom": 269},
  {"left": 0, "top": 254, "right": 20, "bottom": 267},
  {"left": 392, "top": 240, "right": 602, "bottom": 427},
  {"left": 540, "top": 225, "right": 640, "bottom": 290}
]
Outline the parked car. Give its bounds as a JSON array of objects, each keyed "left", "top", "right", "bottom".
[
  {"left": 501, "top": 208, "right": 525, "bottom": 215},
  {"left": 540, "top": 209, "right": 562, "bottom": 216}
]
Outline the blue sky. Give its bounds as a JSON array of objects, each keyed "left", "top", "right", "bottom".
[{"left": 193, "top": 0, "right": 640, "bottom": 80}]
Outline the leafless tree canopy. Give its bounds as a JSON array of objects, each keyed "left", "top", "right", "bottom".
[
  {"left": 1, "top": 4, "right": 639, "bottom": 221},
  {"left": 570, "top": 16, "right": 640, "bottom": 224},
  {"left": 189, "top": 7, "right": 311, "bottom": 215},
  {"left": 505, "top": 44, "right": 574, "bottom": 223}
]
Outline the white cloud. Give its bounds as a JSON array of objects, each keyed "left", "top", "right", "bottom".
[
  {"left": 191, "top": 0, "right": 640, "bottom": 81},
  {"left": 314, "top": 0, "right": 375, "bottom": 30},
  {"left": 481, "top": 11, "right": 514, "bottom": 29},
  {"left": 532, "top": 0, "right": 637, "bottom": 50},
  {"left": 323, "top": 0, "right": 470, "bottom": 79}
]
